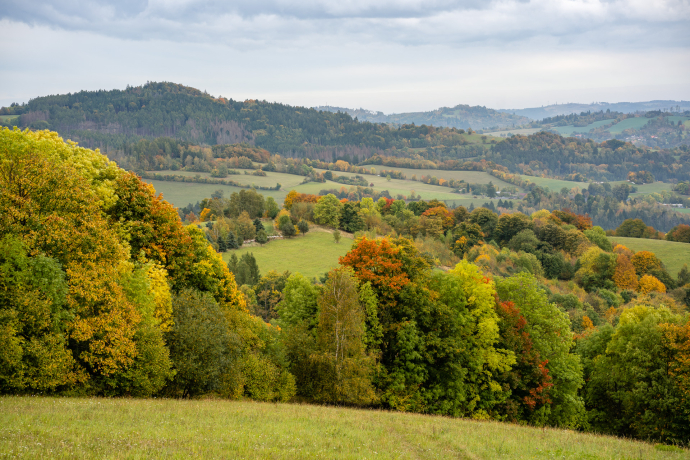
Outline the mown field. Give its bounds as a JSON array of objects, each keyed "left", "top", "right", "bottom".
[
  {"left": 222, "top": 228, "right": 353, "bottom": 280},
  {"left": 1, "top": 397, "right": 686, "bottom": 460},
  {"left": 483, "top": 127, "right": 544, "bottom": 137},
  {"left": 608, "top": 236, "right": 690, "bottom": 277},
  {"left": 520, "top": 175, "right": 589, "bottom": 191},
  {"left": 552, "top": 119, "right": 613, "bottom": 136},
  {"left": 145, "top": 179, "right": 286, "bottom": 208}
]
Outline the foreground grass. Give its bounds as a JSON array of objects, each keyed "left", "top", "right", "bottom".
[
  {"left": 223, "top": 228, "right": 353, "bottom": 280},
  {"left": 609, "top": 236, "right": 690, "bottom": 277},
  {"left": 1, "top": 397, "right": 686, "bottom": 460}
]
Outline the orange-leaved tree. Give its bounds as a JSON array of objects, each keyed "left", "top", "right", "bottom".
[{"left": 613, "top": 254, "right": 638, "bottom": 291}]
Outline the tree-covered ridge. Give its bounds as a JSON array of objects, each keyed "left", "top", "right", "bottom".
[
  {"left": 4, "top": 82, "right": 689, "bottom": 183},
  {"left": 318, "top": 103, "right": 532, "bottom": 130},
  {"left": 487, "top": 132, "right": 690, "bottom": 182},
  {"left": 1, "top": 82, "right": 479, "bottom": 160}
]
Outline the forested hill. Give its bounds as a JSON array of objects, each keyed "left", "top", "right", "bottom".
[
  {"left": 2, "top": 82, "right": 421, "bottom": 161},
  {"left": 316, "top": 103, "right": 531, "bottom": 130},
  {"left": 500, "top": 100, "right": 690, "bottom": 120}
]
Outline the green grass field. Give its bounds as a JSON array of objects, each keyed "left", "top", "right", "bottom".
[
  {"left": 1, "top": 396, "right": 685, "bottom": 460},
  {"left": 0, "top": 115, "right": 19, "bottom": 124},
  {"left": 483, "top": 128, "right": 545, "bottom": 137},
  {"left": 606, "top": 117, "right": 652, "bottom": 134},
  {"left": 144, "top": 179, "right": 286, "bottom": 208},
  {"left": 521, "top": 175, "right": 589, "bottom": 191},
  {"left": 608, "top": 236, "right": 690, "bottom": 277},
  {"left": 552, "top": 119, "right": 613, "bottom": 136},
  {"left": 223, "top": 229, "right": 353, "bottom": 279}
]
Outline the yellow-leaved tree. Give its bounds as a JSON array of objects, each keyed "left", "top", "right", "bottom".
[{"left": 638, "top": 274, "right": 666, "bottom": 294}]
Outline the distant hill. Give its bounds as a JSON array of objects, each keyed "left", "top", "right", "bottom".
[
  {"left": 315, "top": 104, "right": 530, "bottom": 129},
  {"left": 499, "top": 100, "right": 690, "bottom": 120},
  {"left": 0, "top": 82, "right": 491, "bottom": 162}
]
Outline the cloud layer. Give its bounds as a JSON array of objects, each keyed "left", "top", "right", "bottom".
[
  {"left": 1, "top": 1, "right": 688, "bottom": 111},
  {"left": 3, "top": 0, "right": 689, "bottom": 48}
]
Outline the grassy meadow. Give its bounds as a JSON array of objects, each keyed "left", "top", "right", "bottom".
[
  {"left": 552, "top": 119, "right": 613, "bottom": 136},
  {"left": 223, "top": 228, "right": 353, "bottom": 280},
  {"left": 145, "top": 166, "right": 515, "bottom": 209},
  {"left": 1, "top": 396, "right": 686, "bottom": 460},
  {"left": 521, "top": 175, "right": 589, "bottom": 191},
  {"left": 608, "top": 236, "right": 690, "bottom": 277},
  {"left": 483, "top": 127, "right": 544, "bottom": 137},
  {"left": 145, "top": 179, "right": 286, "bottom": 208}
]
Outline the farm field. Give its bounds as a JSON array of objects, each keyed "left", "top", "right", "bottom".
[
  {"left": 552, "top": 119, "right": 613, "bottom": 136},
  {"left": 483, "top": 127, "right": 544, "bottom": 137},
  {"left": 607, "top": 117, "right": 652, "bottom": 134},
  {"left": 366, "top": 166, "right": 518, "bottom": 188},
  {"left": 144, "top": 179, "right": 286, "bottom": 208},
  {"left": 223, "top": 228, "right": 352, "bottom": 280},
  {"left": 1, "top": 396, "right": 685, "bottom": 460},
  {"left": 608, "top": 236, "right": 690, "bottom": 277},
  {"left": 0, "top": 115, "right": 19, "bottom": 123},
  {"left": 521, "top": 175, "right": 589, "bottom": 191}
]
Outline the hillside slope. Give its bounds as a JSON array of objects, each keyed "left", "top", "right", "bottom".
[
  {"left": 316, "top": 104, "right": 530, "bottom": 129},
  {"left": 500, "top": 100, "right": 690, "bottom": 120},
  {"left": 1, "top": 397, "right": 685, "bottom": 459}
]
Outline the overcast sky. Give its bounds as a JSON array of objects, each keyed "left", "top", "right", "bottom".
[{"left": 1, "top": 0, "right": 689, "bottom": 113}]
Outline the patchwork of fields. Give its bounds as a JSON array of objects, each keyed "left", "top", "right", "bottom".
[{"left": 144, "top": 167, "right": 517, "bottom": 209}]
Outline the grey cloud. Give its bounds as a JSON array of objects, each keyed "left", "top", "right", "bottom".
[{"left": 1, "top": 0, "right": 688, "bottom": 49}]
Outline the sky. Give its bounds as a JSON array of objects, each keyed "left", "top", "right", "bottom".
[{"left": 1, "top": 0, "right": 689, "bottom": 113}]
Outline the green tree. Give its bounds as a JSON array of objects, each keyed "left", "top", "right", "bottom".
[
  {"left": 297, "top": 220, "right": 309, "bottom": 236},
  {"left": 468, "top": 207, "right": 498, "bottom": 239},
  {"left": 166, "top": 289, "right": 236, "bottom": 398},
  {"left": 496, "top": 273, "right": 585, "bottom": 428},
  {"left": 616, "top": 218, "right": 647, "bottom": 238},
  {"left": 276, "top": 273, "right": 319, "bottom": 328},
  {"left": 312, "top": 269, "right": 377, "bottom": 405},
  {"left": 255, "top": 229, "right": 268, "bottom": 245},
  {"left": 265, "top": 196, "right": 280, "bottom": 219},
  {"left": 313, "top": 194, "right": 343, "bottom": 228},
  {"left": 577, "top": 305, "right": 690, "bottom": 444}
]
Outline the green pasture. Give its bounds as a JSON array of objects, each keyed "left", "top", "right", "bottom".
[
  {"left": 1, "top": 396, "right": 685, "bottom": 460},
  {"left": 222, "top": 229, "right": 352, "bottom": 280},
  {"left": 482, "top": 128, "right": 544, "bottom": 137},
  {"left": 607, "top": 117, "right": 652, "bottom": 134},
  {"left": 608, "top": 236, "right": 690, "bottom": 277},
  {"left": 144, "top": 179, "right": 286, "bottom": 208},
  {"left": 552, "top": 119, "right": 613, "bottom": 136},
  {"left": 521, "top": 175, "right": 589, "bottom": 191},
  {"left": 0, "top": 115, "right": 19, "bottom": 124},
  {"left": 365, "top": 166, "right": 519, "bottom": 189}
]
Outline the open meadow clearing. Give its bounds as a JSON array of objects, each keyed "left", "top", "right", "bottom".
[
  {"left": 483, "top": 127, "right": 544, "bottom": 137},
  {"left": 552, "top": 119, "right": 613, "bottom": 136},
  {"left": 222, "top": 228, "right": 353, "bottom": 280},
  {"left": 144, "top": 179, "right": 286, "bottom": 208},
  {"left": 1, "top": 396, "right": 686, "bottom": 460},
  {"left": 520, "top": 175, "right": 589, "bottom": 191},
  {"left": 608, "top": 236, "right": 690, "bottom": 277}
]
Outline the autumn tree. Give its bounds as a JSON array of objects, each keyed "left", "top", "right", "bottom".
[
  {"left": 638, "top": 274, "right": 666, "bottom": 294},
  {"left": 612, "top": 254, "right": 638, "bottom": 291},
  {"left": 496, "top": 273, "right": 585, "bottom": 428}
]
